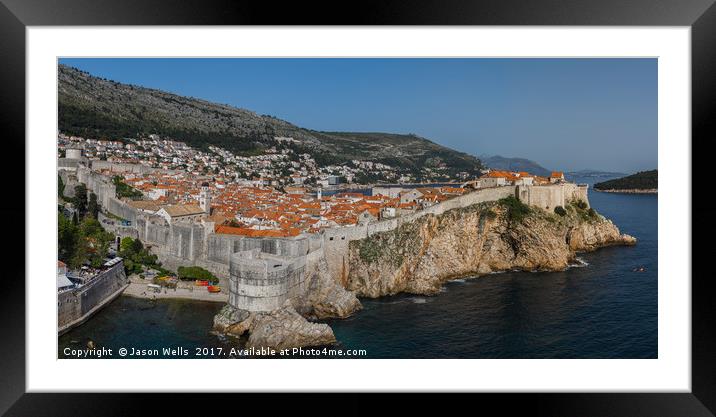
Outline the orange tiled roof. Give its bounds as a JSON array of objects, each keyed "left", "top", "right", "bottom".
[{"left": 484, "top": 170, "right": 518, "bottom": 181}]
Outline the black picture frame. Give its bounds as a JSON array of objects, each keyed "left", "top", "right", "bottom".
[{"left": 2, "top": 0, "right": 714, "bottom": 415}]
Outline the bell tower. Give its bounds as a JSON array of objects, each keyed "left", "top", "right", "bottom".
[{"left": 199, "top": 182, "right": 211, "bottom": 214}]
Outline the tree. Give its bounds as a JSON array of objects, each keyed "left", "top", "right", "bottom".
[
  {"left": 58, "top": 212, "right": 78, "bottom": 262},
  {"left": 58, "top": 175, "right": 65, "bottom": 198},
  {"left": 69, "top": 236, "right": 90, "bottom": 269},
  {"left": 59, "top": 210, "right": 116, "bottom": 269},
  {"left": 117, "top": 236, "right": 167, "bottom": 275},
  {"left": 73, "top": 184, "right": 88, "bottom": 215},
  {"left": 499, "top": 195, "right": 531, "bottom": 223},
  {"left": 88, "top": 192, "right": 100, "bottom": 219},
  {"left": 77, "top": 217, "right": 114, "bottom": 269},
  {"left": 120, "top": 236, "right": 135, "bottom": 255},
  {"left": 131, "top": 238, "right": 144, "bottom": 253},
  {"left": 177, "top": 266, "right": 218, "bottom": 284},
  {"left": 79, "top": 216, "right": 106, "bottom": 237},
  {"left": 112, "top": 175, "right": 143, "bottom": 199}
]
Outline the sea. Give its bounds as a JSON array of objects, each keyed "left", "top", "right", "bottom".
[{"left": 58, "top": 175, "right": 657, "bottom": 358}]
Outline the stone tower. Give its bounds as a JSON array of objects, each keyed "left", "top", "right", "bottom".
[{"left": 199, "top": 182, "right": 211, "bottom": 214}]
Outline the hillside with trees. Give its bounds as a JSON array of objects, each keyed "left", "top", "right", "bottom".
[
  {"left": 481, "top": 155, "right": 551, "bottom": 177},
  {"left": 58, "top": 64, "right": 483, "bottom": 178},
  {"left": 594, "top": 170, "right": 658, "bottom": 192}
]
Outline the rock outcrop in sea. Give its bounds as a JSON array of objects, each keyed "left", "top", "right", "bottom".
[
  {"left": 214, "top": 197, "right": 635, "bottom": 349},
  {"left": 213, "top": 304, "right": 336, "bottom": 351}
]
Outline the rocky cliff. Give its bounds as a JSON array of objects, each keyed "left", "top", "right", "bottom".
[
  {"left": 214, "top": 196, "right": 635, "bottom": 349},
  {"left": 293, "top": 255, "right": 362, "bottom": 320},
  {"left": 345, "top": 197, "right": 636, "bottom": 297}
]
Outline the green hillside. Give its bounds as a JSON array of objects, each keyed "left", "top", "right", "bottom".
[
  {"left": 58, "top": 64, "right": 483, "bottom": 176},
  {"left": 594, "top": 170, "right": 658, "bottom": 190}
]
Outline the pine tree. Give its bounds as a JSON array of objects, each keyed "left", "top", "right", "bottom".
[
  {"left": 88, "top": 192, "right": 99, "bottom": 219},
  {"left": 73, "top": 184, "right": 88, "bottom": 216}
]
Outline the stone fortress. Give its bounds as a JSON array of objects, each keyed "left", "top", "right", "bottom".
[
  {"left": 60, "top": 160, "right": 589, "bottom": 313},
  {"left": 58, "top": 259, "right": 128, "bottom": 335}
]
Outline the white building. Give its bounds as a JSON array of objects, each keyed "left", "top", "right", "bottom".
[
  {"left": 157, "top": 204, "right": 206, "bottom": 224},
  {"left": 399, "top": 189, "right": 424, "bottom": 204},
  {"left": 199, "top": 182, "right": 212, "bottom": 214},
  {"left": 549, "top": 171, "right": 565, "bottom": 183}
]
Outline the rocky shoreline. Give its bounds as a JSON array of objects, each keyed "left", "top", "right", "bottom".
[
  {"left": 594, "top": 188, "right": 657, "bottom": 194},
  {"left": 345, "top": 199, "right": 635, "bottom": 298},
  {"left": 213, "top": 198, "right": 636, "bottom": 350}
]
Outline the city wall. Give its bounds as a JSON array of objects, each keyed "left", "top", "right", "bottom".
[
  {"left": 320, "top": 185, "right": 520, "bottom": 281},
  {"left": 97, "top": 212, "right": 139, "bottom": 239},
  {"left": 65, "top": 162, "right": 589, "bottom": 312},
  {"left": 58, "top": 261, "right": 128, "bottom": 334},
  {"left": 58, "top": 169, "right": 80, "bottom": 199},
  {"left": 517, "top": 182, "right": 588, "bottom": 211}
]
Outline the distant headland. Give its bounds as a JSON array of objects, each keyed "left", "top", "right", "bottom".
[{"left": 594, "top": 170, "right": 657, "bottom": 194}]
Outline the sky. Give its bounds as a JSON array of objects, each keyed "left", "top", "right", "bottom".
[{"left": 59, "top": 58, "right": 657, "bottom": 173}]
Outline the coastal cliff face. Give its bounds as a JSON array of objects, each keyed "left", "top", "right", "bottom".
[
  {"left": 294, "top": 255, "right": 362, "bottom": 320},
  {"left": 345, "top": 198, "right": 636, "bottom": 297},
  {"left": 213, "top": 196, "right": 636, "bottom": 349}
]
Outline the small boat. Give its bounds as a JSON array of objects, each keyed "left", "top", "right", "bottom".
[
  {"left": 207, "top": 285, "right": 221, "bottom": 293},
  {"left": 195, "top": 280, "right": 209, "bottom": 286}
]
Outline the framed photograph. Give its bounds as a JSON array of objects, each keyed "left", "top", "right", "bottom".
[{"left": 3, "top": 0, "right": 714, "bottom": 415}]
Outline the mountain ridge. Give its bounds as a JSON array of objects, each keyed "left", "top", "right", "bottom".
[
  {"left": 480, "top": 155, "right": 552, "bottom": 177},
  {"left": 58, "top": 64, "right": 483, "bottom": 177}
]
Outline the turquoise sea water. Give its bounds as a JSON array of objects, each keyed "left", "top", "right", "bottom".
[{"left": 59, "top": 177, "right": 657, "bottom": 358}]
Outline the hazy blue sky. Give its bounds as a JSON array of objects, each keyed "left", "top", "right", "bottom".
[{"left": 60, "top": 58, "right": 657, "bottom": 173}]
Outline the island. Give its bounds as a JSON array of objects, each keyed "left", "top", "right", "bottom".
[{"left": 593, "top": 170, "right": 658, "bottom": 194}]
